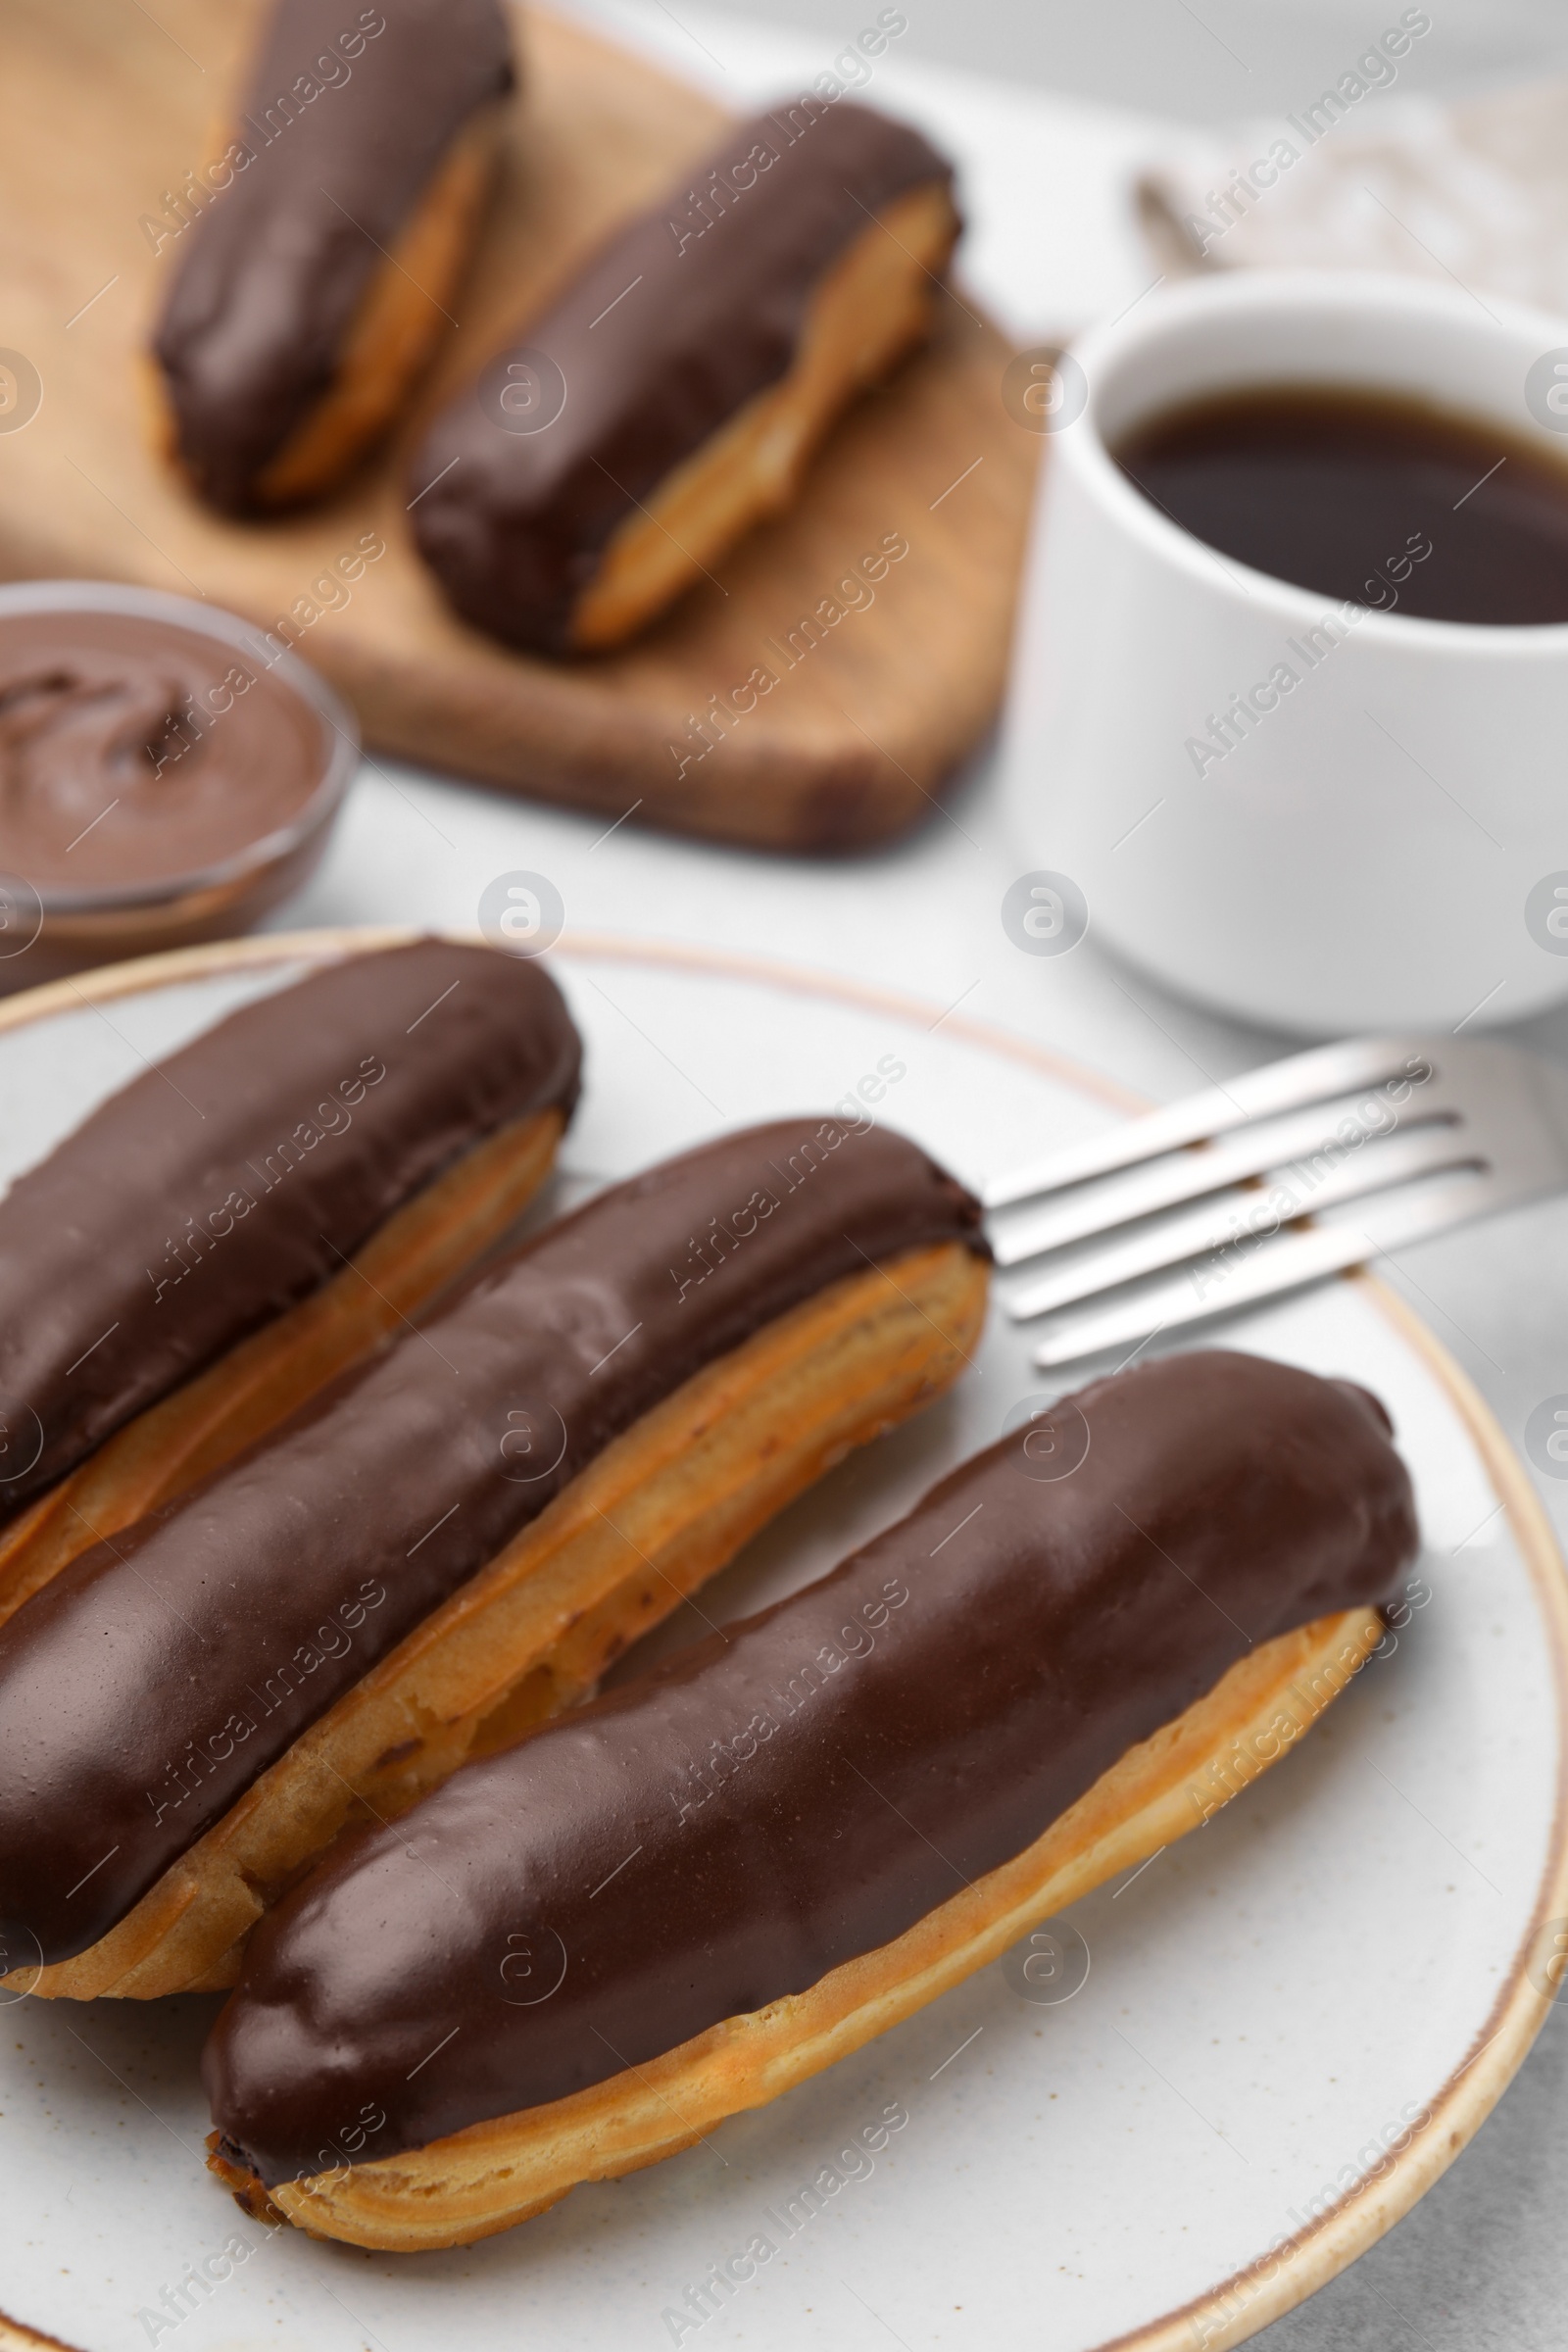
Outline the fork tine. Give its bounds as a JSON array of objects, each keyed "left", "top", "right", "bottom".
[
  {"left": 983, "top": 1037, "right": 1429, "bottom": 1212},
  {"left": 1028, "top": 1170, "right": 1498, "bottom": 1367},
  {"left": 1004, "top": 1124, "right": 1485, "bottom": 1321},
  {"left": 990, "top": 1092, "right": 1456, "bottom": 1267}
]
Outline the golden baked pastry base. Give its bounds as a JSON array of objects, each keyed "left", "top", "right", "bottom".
[
  {"left": 4, "top": 0, "right": 1035, "bottom": 849},
  {"left": 573, "top": 181, "right": 961, "bottom": 649},
  {"left": 0, "top": 1105, "right": 566, "bottom": 1632},
  {"left": 14, "top": 1238, "right": 987, "bottom": 2000},
  {"left": 220, "top": 1602, "right": 1386, "bottom": 2250}
]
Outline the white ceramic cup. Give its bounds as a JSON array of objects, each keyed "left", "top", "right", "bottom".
[{"left": 1001, "top": 269, "right": 1568, "bottom": 1034}]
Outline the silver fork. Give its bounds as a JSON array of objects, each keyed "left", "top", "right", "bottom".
[{"left": 983, "top": 1036, "right": 1568, "bottom": 1368}]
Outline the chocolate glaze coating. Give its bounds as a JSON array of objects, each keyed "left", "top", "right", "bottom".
[
  {"left": 0, "top": 1118, "right": 982, "bottom": 1963},
  {"left": 0, "top": 940, "right": 580, "bottom": 1517},
  {"left": 204, "top": 1351, "right": 1417, "bottom": 2183},
  {"left": 155, "top": 0, "right": 514, "bottom": 513},
  {"left": 410, "top": 101, "right": 956, "bottom": 654}
]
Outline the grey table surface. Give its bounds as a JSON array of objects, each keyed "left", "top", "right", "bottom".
[{"left": 253, "top": 0, "right": 1568, "bottom": 2340}]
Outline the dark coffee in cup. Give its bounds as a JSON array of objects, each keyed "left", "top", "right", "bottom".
[{"left": 1113, "top": 384, "right": 1568, "bottom": 624}]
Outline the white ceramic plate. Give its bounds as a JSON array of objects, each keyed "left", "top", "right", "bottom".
[{"left": 1, "top": 932, "right": 1563, "bottom": 2352}]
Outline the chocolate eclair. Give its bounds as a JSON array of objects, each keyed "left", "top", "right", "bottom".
[
  {"left": 0, "top": 1118, "right": 987, "bottom": 2000},
  {"left": 153, "top": 0, "right": 514, "bottom": 513},
  {"left": 0, "top": 939, "right": 579, "bottom": 1627},
  {"left": 202, "top": 1351, "right": 1417, "bottom": 2250},
  {"left": 410, "top": 100, "right": 960, "bottom": 654}
]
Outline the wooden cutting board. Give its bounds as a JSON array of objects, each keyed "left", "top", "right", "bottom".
[{"left": 0, "top": 0, "right": 1039, "bottom": 852}]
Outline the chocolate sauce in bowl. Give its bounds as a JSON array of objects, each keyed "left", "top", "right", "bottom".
[{"left": 0, "top": 610, "right": 325, "bottom": 889}]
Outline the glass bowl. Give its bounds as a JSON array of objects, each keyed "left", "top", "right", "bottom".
[{"left": 0, "top": 579, "right": 360, "bottom": 991}]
